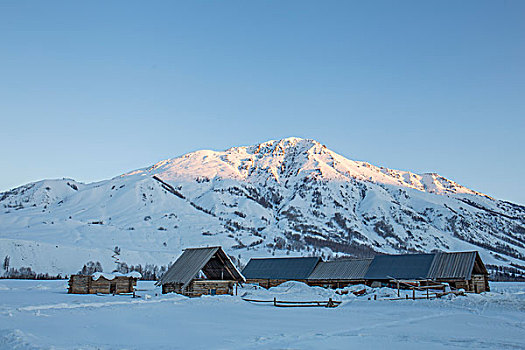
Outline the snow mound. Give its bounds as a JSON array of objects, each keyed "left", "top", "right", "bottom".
[{"left": 240, "top": 281, "right": 341, "bottom": 301}]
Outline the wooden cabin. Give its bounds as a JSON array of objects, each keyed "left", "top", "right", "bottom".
[
  {"left": 68, "top": 272, "right": 140, "bottom": 294},
  {"left": 428, "top": 251, "right": 490, "bottom": 293},
  {"left": 243, "top": 251, "right": 490, "bottom": 293},
  {"left": 242, "top": 257, "right": 320, "bottom": 288},
  {"left": 158, "top": 246, "right": 245, "bottom": 297}
]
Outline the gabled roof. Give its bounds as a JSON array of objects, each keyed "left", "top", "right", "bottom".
[
  {"left": 308, "top": 258, "right": 372, "bottom": 280},
  {"left": 428, "top": 251, "right": 484, "bottom": 280},
  {"left": 158, "top": 247, "right": 245, "bottom": 288},
  {"left": 242, "top": 257, "right": 321, "bottom": 280},
  {"left": 364, "top": 253, "right": 436, "bottom": 280},
  {"left": 363, "top": 251, "right": 487, "bottom": 281}
]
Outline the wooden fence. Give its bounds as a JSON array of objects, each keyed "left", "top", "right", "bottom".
[{"left": 242, "top": 297, "right": 341, "bottom": 308}]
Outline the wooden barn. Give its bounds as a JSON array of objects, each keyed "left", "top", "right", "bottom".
[
  {"left": 158, "top": 246, "right": 245, "bottom": 297},
  {"left": 364, "top": 251, "right": 490, "bottom": 293},
  {"left": 242, "top": 257, "right": 321, "bottom": 288},
  {"left": 68, "top": 272, "right": 141, "bottom": 294},
  {"left": 243, "top": 251, "right": 490, "bottom": 293}
]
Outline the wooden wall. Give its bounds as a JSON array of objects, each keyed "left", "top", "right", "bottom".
[
  {"left": 68, "top": 275, "right": 137, "bottom": 294},
  {"left": 306, "top": 280, "right": 366, "bottom": 289},
  {"left": 162, "top": 280, "right": 236, "bottom": 297},
  {"left": 471, "top": 274, "right": 490, "bottom": 293}
]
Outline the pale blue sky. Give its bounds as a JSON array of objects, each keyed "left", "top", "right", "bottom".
[{"left": 1, "top": 1, "right": 524, "bottom": 204}]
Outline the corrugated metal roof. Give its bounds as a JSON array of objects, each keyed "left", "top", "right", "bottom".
[
  {"left": 308, "top": 259, "right": 372, "bottom": 280},
  {"left": 242, "top": 257, "right": 320, "bottom": 280},
  {"left": 364, "top": 254, "right": 436, "bottom": 280},
  {"left": 158, "top": 247, "right": 245, "bottom": 288},
  {"left": 427, "top": 251, "right": 477, "bottom": 280}
]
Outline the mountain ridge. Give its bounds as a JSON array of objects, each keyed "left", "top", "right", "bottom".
[{"left": 1, "top": 137, "right": 524, "bottom": 278}]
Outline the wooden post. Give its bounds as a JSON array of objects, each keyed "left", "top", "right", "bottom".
[
  {"left": 374, "top": 294, "right": 377, "bottom": 300},
  {"left": 412, "top": 287, "right": 415, "bottom": 300},
  {"left": 426, "top": 287, "right": 429, "bottom": 299},
  {"left": 406, "top": 294, "right": 408, "bottom": 299},
  {"left": 397, "top": 281, "right": 400, "bottom": 297},
  {"left": 273, "top": 297, "right": 276, "bottom": 306}
]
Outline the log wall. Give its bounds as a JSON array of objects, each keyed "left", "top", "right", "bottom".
[
  {"left": 68, "top": 275, "right": 137, "bottom": 294},
  {"left": 162, "top": 280, "right": 236, "bottom": 297}
]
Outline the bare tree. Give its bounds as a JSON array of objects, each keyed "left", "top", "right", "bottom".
[{"left": 3, "top": 256, "right": 9, "bottom": 271}]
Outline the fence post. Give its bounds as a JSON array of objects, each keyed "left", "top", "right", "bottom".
[
  {"left": 412, "top": 287, "right": 415, "bottom": 300},
  {"left": 273, "top": 297, "right": 276, "bottom": 306}
]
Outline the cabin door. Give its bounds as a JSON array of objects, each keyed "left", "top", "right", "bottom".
[{"left": 110, "top": 283, "right": 116, "bottom": 294}]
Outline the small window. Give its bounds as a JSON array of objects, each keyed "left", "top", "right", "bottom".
[{"left": 209, "top": 288, "right": 216, "bottom": 296}]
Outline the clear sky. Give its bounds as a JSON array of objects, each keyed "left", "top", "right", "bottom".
[{"left": 1, "top": 1, "right": 524, "bottom": 204}]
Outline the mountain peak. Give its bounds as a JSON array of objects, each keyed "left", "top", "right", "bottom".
[
  {"left": 123, "top": 138, "right": 483, "bottom": 198},
  {"left": 234, "top": 137, "right": 324, "bottom": 155}
]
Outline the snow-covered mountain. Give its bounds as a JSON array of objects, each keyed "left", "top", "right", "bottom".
[{"left": 1, "top": 137, "right": 524, "bottom": 277}]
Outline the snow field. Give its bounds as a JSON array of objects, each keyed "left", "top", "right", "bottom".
[{"left": 0, "top": 280, "right": 524, "bottom": 349}]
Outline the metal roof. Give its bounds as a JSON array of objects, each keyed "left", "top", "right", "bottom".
[
  {"left": 427, "top": 251, "right": 478, "bottom": 280},
  {"left": 242, "top": 257, "right": 321, "bottom": 280},
  {"left": 364, "top": 253, "right": 436, "bottom": 280},
  {"left": 158, "top": 247, "right": 245, "bottom": 288},
  {"left": 308, "top": 259, "right": 372, "bottom": 280}
]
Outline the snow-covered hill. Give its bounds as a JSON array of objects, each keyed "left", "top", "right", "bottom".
[{"left": 1, "top": 137, "right": 524, "bottom": 276}]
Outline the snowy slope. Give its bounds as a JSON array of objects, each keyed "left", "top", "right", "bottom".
[{"left": 1, "top": 137, "right": 524, "bottom": 276}]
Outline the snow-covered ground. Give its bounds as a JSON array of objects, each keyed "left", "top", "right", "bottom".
[{"left": 1, "top": 280, "right": 524, "bottom": 349}]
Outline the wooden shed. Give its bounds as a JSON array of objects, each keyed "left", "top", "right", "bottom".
[
  {"left": 68, "top": 272, "right": 141, "bottom": 294},
  {"left": 157, "top": 246, "right": 245, "bottom": 297}
]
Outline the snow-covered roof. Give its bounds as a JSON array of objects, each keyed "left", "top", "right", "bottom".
[{"left": 92, "top": 271, "right": 142, "bottom": 281}]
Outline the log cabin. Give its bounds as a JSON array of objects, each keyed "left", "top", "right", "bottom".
[
  {"left": 157, "top": 246, "right": 245, "bottom": 297},
  {"left": 68, "top": 272, "right": 141, "bottom": 294}
]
